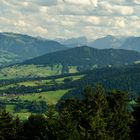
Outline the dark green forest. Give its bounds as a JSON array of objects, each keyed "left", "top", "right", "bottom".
[
  {"left": 23, "top": 46, "right": 140, "bottom": 69},
  {"left": 0, "top": 85, "right": 139, "bottom": 140}
]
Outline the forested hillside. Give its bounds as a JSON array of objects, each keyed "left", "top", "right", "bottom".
[
  {"left": 23, "top": 46, "right": 140, "bottom": 70},
  {"left": 60, "top": 64, "right": 140, "bottom": 100}
]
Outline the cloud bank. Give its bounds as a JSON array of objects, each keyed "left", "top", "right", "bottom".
[{"left": 0, "top": 0, "right": 140, "bottom": 39}]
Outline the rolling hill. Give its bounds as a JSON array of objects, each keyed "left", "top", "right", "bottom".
[
  {"left": 0, "top": 46, "right": 140, "bottom": 79},
  {"left": 24, "top": 46, "right": 140, "bottom": 69},
  {"left": 1, "top": 46, "right": 140, "bottom": 79}
]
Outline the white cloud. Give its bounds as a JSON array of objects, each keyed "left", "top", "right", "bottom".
[
  {"left": 98, "top": 2, "right": 134, "bottom": 16},
  {"left": 34, "top": 26, "right": 48, "bottom": 35},
  {"left": 40, "top": 6, "right": 48, "bottom": 13},
  {"left": 85, "top": 16, "right": 101, "bottom": 25},
  {"left": 134, "top": 0, "right": 140, "bottom": 4},
  {"left": 63, "top": 0, "right": 98, "bottom": 7},
  {"left": 113, "top": 5, "right": 134, "bottom": 15},
  {"left": 114, "top": 17, "right": 126, "bottom": 28},
  {"left": 0, "top": 0, "right": 140, "bottom": 39}
]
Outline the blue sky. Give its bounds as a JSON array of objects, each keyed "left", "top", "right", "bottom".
[{"left": 0, "top": 0, "right": 140, "bottom": 39}]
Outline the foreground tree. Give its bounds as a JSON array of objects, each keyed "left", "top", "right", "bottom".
[
  {"left": 132, "top": 97, "right": 140, "bottom": 140},
  {"left": 0, "top": 110, "right": 17, "bottom": 140},
  {"left": 23, "top": 114, "right": 55, "bottom": 140},
  {"left": 58, "top": 85, "right": 112, "bottom": 140},
  {"left": 0, "top": 85, "right": 134, "bottom": 140},
  {"left": 107, "top": 90, "right": 133, "bottom": 140}
]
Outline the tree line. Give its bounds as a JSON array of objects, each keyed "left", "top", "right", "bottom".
[{"left": 0, "top": 85, "right": 140, "bottom": 140}]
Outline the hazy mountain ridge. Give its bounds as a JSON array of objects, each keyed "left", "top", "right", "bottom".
[
  {"left": 55, "top": 36, "right": 88, "bottom": 48},
  {"left": 0, "top": 50, "right": 20, "bottom": 66},
  {"left": 0, "top": 32, "right": 66, "bottom": 66},
  {"left": 120, "top": 36, "right": 140, "bottom": 52},
  {"left": 89, "top": 35, "right": 126, "bottom": 49},
  {"left": 1, "top": 32, "right": 140, "bottom": 67},
  {"left": 56, "top": 35, "right": 126, "bottom": 49}
]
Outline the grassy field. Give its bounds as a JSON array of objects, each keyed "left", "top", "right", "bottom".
[
  {"left": 0, "top": 64, "right": 79, "bottom": 79},
  {"left": 0, "top": 64, "right": 62, "bottom": 79},
  {"left": 0, "top": 75, "right": 84, "bottom": 90},
  {"left": 0, "top": 72, "right": 84, "bottom": 120},
  {"left": 18, "top": 89, "right": 70, "bottom": 104},
  {"left": 0, "top": 89, "right": 70, "bottom": 120}
]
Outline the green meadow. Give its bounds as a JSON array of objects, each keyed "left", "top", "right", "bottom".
[{"left": 0, "top": 71, "right": 84, "bottom": 120}]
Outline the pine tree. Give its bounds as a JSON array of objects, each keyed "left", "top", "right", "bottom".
[
  {"left": 0, "top": 110, "right": 17, "bottom": 140},
  {"left": 89, "top": 85, "right": 111, "bottom": 140},
  {"left": 107, "top": 90, "right": 133, "bottom": 140},
  {"left": 132, "top": 97, "right": 140, "bottom": 140},
  {"left": 23, "top": 114, "right": 48, "bottom": 140}
]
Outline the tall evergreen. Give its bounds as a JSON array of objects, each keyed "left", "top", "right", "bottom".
[
  {"left": 107, "top": 90, "right": 133, "bottom": 140},
  {"left": 0, "top": 110, "right": 17, "bottom": 140},
  {"left": 132, "top": 97, "right": 140, "bottom": 140}
]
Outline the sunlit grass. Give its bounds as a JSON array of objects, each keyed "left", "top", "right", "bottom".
[{"left": 19, "top": 89, "right": 70, "bottom": 104}]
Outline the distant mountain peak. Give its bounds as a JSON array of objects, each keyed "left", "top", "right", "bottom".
[
  {"left": 120, "top": 36, "right": 140, "bottom": 52},
  {"left": 55, "top": 36, "right": 88, "bottom": 48},
  {"left": 88, "top": 35, "right": 126, "bottom": 49}
]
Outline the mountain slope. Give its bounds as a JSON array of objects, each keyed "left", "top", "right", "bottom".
[
  {"left": 120, "top": 36, "right": 140, "bottom": 52},
  {"left": 0, "top": 32, "right": 66, "bottom": 66},
  {"left": 55, "top": 36, "right": 88, "bottom": 48},
  {"left": 60, "top": 64, "right": 140, "bottom": 100},
  {"left": 24, "top": 46, "right": 140, "bottom": 69},
  {"left": 0, "top": 50, "right": 20, "bottom": 67},
  {"left": 1, "top": 46, "right": 140, "bottom": 79},
  {"left": 89, "top": 35, "right": 125, "bottom": 49}
]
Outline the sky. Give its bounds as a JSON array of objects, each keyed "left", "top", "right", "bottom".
[{"left": 0, "top": 0, "right": 140, "bottom": 40}]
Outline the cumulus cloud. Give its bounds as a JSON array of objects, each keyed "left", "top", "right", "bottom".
[
  {"left": 0, "top": 0, "right": 140, "bottom": 39},
  {"left": 114, "top": 17, "right": 126, "bottom": 28},
  {"left": 63, "top": 0, "right": 98, "bottom": 7},
  {"left": 134, "top": 0, "right": 140, "bottom": 4},
  {"left": 98, "top": 1, "right": 134, "bottom": 16},
  {"left": 29, "top": 0, "right": 58, "bottom": 6}
]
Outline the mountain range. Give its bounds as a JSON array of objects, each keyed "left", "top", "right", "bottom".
[
  {"left": 1, "top": 32, "right": 140, "bottom": 67},
  {"left": 0, "top": 32, "right": 66, "bottom": 66},
  {"left": 56, "top": 35, "right": 140, "bottom": 52},
  {"left": 120, "top": 36, "right": 140, "bottom": 52},
  {"left": 89, "top": 35, "right": 126, "bottom": 49},
  {"left": 55, "top": 36, "right": 88, "bottom": 48}
]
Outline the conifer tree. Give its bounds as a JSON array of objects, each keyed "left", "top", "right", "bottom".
[
  {"left": 132, "top": 97, "right": 140, "bottom": 140},
  {"left": 107, "top": 90, "right": 133, "bottom": 140},
  {"left": 0, "top": 110, "right": 17, "bottom": 140}
]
